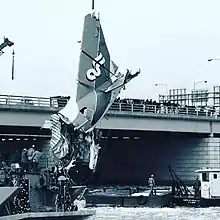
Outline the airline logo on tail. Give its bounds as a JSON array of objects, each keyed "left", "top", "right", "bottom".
[{"left": 86, "top": 53, "right": 105, "bottom": 81}]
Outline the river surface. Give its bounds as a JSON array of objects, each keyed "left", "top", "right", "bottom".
[{"left": 87, "top": 207, "right": 220, "bottom": 220}]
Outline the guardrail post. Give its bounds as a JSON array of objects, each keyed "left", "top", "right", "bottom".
[
  {"left": 22, "top": 96, "right": 25, "bottom": 105},
  {"left": 38, "top": 98, "right": 40, "bottom": 106},
  {"left": 186, "top": 107, "right": 188, "bottom": 115},
  {"left": 131, "top": 104, "right": 133, "bottom": 112},
  {"left": 154, "top": 105, "right": 157, "bottom": 113},
  {"left": 143, "top": 104, "right": 145, "bottom": 112},
  {"left": 119, "top": 103, "right": 121, "bottom": 111},
  {"left": 8, "top": 95, "right": 11, "bottom": 105},
  {"left": 6, "top": 95, "right": 9, "bottom": 104}
]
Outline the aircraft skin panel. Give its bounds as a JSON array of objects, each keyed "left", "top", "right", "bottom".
[
  {"left": 86, "top": 86, "right": 123, "bottom": 133},
  {"left": 91, "top": 90, "right": 110, "bottom": 125},
  {"left": 76, "top": 90, "right": 97, "bottom": 120},
  {"left": 76, "top": 13, "right": 98, "bottom": 102},
  {"left": 95, "top": 25, "right": 112, "bottom": 88},
  {"left": 58, "top": 95, "right": 78, "bottom": 124},
  {"left": 91, "top": 21, "right": 112, "bottom": 125}
]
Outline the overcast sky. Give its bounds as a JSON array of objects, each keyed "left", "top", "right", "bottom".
[{"left": 1, "top": 0, "right": 220, "bottom": 100}]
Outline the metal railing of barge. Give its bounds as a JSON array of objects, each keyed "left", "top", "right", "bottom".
[{"left": 0, "top": 94, "right": 219, "bottom": 118}]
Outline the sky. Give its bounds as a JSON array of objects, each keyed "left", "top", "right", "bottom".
[{"left": 1, "top": 0, "right": 220, "bottom": 100}]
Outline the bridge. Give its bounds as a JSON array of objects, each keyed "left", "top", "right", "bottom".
[
  {"left": 0, "top": 94, "right": 220, "bottom": 185},
  {"left": 0, "top": 94, "right": 219, "bottom": 135}
]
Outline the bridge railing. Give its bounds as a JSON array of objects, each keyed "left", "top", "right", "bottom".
[
  {"left": 109, "top": 102, "right": 219, "bottom": 117},
  {"left": 0, "top": 94, "right": 218, "bottom": 118},
  {"left": 0, "top": 95, "right": 68, "bottom": 108}
]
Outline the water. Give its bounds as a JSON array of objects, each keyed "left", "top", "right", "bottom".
[{"left": 87, "top": 207, "right": 220, "bottom": 220}]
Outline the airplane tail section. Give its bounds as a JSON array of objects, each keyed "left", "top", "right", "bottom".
[
  {"left": 48, "top": 11, "right": 140, "bottom": 184},
  {"left": 74, "top": 12, "right": 119, "bottom": 130},
  {"left": 77, "top": 13, "right": 117, "bottom": 103}
]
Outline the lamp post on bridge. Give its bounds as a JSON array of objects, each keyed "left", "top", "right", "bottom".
[
  {"left": 208, "top": 57, "right": 218, "bottom": 137},
  {"left": 208, "top": 57, "right": 220, "bottom": 62}
]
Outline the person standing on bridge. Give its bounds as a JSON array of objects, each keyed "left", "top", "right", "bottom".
[
  {"left": 148, "top": 174, "right": 156, "bottom": 196},
  {"left": 21, "top": 148, "right": 28, "bottom": 172},
  {"left": 32, "top": 149, "right": 43, "bottom": 172},
  {"left": 27, "top": 145, "right": 35, "bottom": 172}
]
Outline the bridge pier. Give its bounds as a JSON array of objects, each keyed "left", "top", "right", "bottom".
[
  {"left": 161, "top": 136, "right": 220, "bottom": 183},
  {"left": 206, "top": 136, "right": 220, "bottom": 169},
  {"left": 209, "top": 121, "right": 214, "bottom": 137},
  {"left": 39, "top": 139, "right": 55, "bottom": 169},
  {"left": 93, "top": 132, "right": 220, "bottom": 186}
]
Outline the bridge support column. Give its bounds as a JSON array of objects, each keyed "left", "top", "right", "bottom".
[
  {"left": 157, "top": 136, "right": 220, "bottom": 184},
  {"left": 209, "top": 121, "right": 213, "bottom": 137},
  {"left": 40, "top": 139, "right": 55, "bottom": 169},
  {"left": 205, "top": 137, "right": 220, "bottom": 169}
]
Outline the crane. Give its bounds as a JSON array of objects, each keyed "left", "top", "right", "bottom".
[{"left": 0, "top": 37, "right": 14, "bottom": 56}]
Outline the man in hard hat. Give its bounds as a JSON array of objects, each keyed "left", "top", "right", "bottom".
[
  {"left": 193, "top": 176, "right": 201, "bottom": 197},
  {"left": 148, "top": 174, "right": 156, "bottom": 196}
]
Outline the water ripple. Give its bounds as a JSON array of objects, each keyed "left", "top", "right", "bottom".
[{"left": 87, "top": 207, "right": 220, "bottom": 220}]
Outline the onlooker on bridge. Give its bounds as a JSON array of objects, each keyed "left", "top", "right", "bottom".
[
  {"left": 27, "top": 145, "right": 35, "bottom": 172},
  {"left": 32, "top": 149, "right": 43, "bottom": 172},
  {"left": 21, "top": 148, "right": 28, "bottom": 172}
]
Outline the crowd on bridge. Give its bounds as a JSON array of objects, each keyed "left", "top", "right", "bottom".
[
  {"left": 0, "top": 144, "right": 43, "bottom": 175},
  {"left": 49, "top": 96, "right": 219, "bottom": 117},
  {"left": 113, "top": 97, "right": 219, "bottom": 117}
]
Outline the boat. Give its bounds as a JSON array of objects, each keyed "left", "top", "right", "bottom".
[
  {"left": 0, "top": 186, "right": 95, "bottom": 220},
  {"left": 171, "top": 166, "right": 220, "bottom": 207},
  {"left": 195, "top": 168, "right": 220, "bottom": 207},
  {"left": 85, "top": 186, "right": 173, "bottom": 207},
  {"left": 0, "top": 211, "right": 95, "bottom": 220}
]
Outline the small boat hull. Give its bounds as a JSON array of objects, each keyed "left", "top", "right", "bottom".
[
  {"left": 172, "top": 196, "right": 220, "bottom": 208},
  {"left": 200, "top": 198, "right": 220, "bottom": 207}
]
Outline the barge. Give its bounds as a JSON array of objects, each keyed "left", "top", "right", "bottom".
[{"left": 85, "top": 186, "right": 172, "bottom": 208}]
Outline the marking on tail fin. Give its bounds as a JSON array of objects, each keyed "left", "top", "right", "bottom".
[
  {"left": 82, "top": 49, "right": 118, "bottom": 79},
  {"left": 86, "top": 53, "right": 105, "bottom": 81}
]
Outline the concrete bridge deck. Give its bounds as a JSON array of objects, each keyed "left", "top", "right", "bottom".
[{"left": 0, "top": 94, "right": 219, "bottom": 134}]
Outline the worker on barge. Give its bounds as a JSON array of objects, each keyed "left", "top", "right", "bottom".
[{"left": 148, "top": 174, "right": 156, "bottom": 196}]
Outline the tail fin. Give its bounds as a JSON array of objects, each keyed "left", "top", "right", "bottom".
[{"left": 76, "top": 13, "right": 117, "bottom": 102}]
